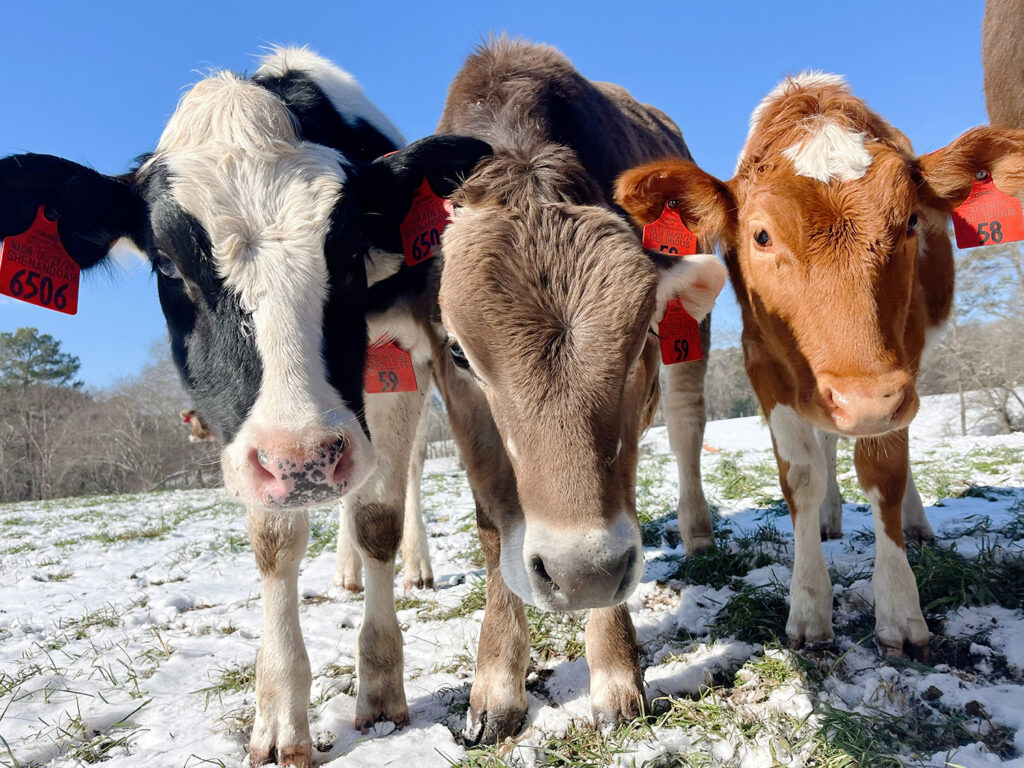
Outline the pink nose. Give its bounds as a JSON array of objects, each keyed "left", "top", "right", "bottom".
[
  {"left": 819, "top": 374, "right": 917, "bottom": 436},
  {"left": 247, "top": 435, "right": 350, "bottom": 506}
]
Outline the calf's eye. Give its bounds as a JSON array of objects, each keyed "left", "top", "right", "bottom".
[
  {"left": 754, "top": 229, "right": 772, "bottom": 247},
  {"left": 154, "top": 252, "right": 182, "bottom": 280},
  {"left": 450, "top": 341, "right": 471, "bottom": 370},
  {"left": 907, "top": 214, "right": 918, "bottom": 234}
]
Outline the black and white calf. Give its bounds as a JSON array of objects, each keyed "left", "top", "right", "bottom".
[{"left": 0, "top": 47, "right": 490, "bottom": 766}]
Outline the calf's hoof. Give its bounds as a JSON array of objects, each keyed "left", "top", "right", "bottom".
[
  {"left": 333, "top": 570, "right": 363, "bottom": 593},
  {"left": 401, "top": 552, "right": 434, "bottom": 591},
  {"left": 463, "top": 706, "right": 527, "bottom": 746},
  {"left": 877, "top": 615, "right": 931, "bottom": 663},
  {"left": 903, "top": 523, "right": 935, "bottom": 546},
  {"left": 819, "top": 522, "right": 843, "bottom": 541},
  {"left": 786, "top": 603, "right": 833, "bottom": 649},
  {"left": 681, "top": 533, "right": 716, "bottom": 557},
  {"left": 355, "top": 680, "right": 409, "bottom": 733},
  {"left": 248, "top": 740, "right": 312, "bottom": 768}
]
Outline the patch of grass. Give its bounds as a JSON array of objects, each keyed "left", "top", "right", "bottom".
[
  {"left": 307, "top": 508, "right": 339, "bottom": 558},
  {"left": 637, "top": 454, "right": 675, "bottom": 526},
  {"left": 652, "top": 521, "right": 785, "bottom": 589},
  {"left": 967, "top": 444, "right": 1024, "bottom": 475},
  {"left": 0, "top": 541, "right": 35, "bottom": 556},
  {"left": 88, "top": 519, "right": 174, "bottom": 545},
  {"left": 909, "top": 541, "right": 1024, "bottom": 614},
  {"left": 434, "top": 577, "right": 487, "bottom": 621},
  {"left": 708, "top": 582, "right": 788, "bottom": 645},
  {"left": 526, "top": 607, "right": 586, "bottom": 662},
  {"left": 194, "top": 663, "right": 256, "bottom": 708},
  {"left": 706, "top": 455, "right": 779, "bottom": 505},
  {"left": 61, "top": 605, "right": 120, "bottom": 639},
  {"left": 395, "top": 593, "right": 427, "bottom": 611},
  {"left": 526, "top": 717, "right": 654, "bottom": 766}
]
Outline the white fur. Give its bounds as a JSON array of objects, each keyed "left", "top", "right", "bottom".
[
  {"left": 864, "top": 487, "right": 930, "bottom": 651},
  {"left": 147, "top": 68, "right": 375, "bottom": 508},
  {"left": 782, "top": 118, "right": 872, "bottom": 183},
  {"left": 769, "top": 405, "right": 833, "bottom": 642},
  {"left": 367, "top": 306, "right": 433, "bottom": 366},
  {"left": 652, "top": 252, "right": 727, "bottom": 331},
  {"left": 256, "top": 46, "right": 405, "bottom": 149},
  {"left": 739, "top": 71, "right": 851, "bottom": 168},
  {"left": 248, "top": 509, "right": 312, "bottom": 759}
]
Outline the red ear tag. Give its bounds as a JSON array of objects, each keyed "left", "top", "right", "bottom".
[
  {"left": 642, "top": 201, "right": 698, "bottom": 256},
  {"left": 952, "top": 171, "right": 1024, "bottom": 249},
  {"left": 400, "top": 179, "right": 454, "bottom": 267},
  {"left": 364, "top": 336, "right": 418, "bottom": 394},
  {"left": 658, "top": 298, "right": 702, "bottom": 365},
  {"left": 0, "top": 206, "right": 80, "bottom": 314}
]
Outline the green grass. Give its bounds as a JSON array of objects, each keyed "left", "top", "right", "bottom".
[
  {"left": 194, "top": 663, "right": 256, "bottom": 708},
  {"left": 909, "top": 541, "right": 1024, "bottom": 614},
  {"left": 434, "top": 577, "right": 488, "bottom": 621},
  {"left": 705, "top": 454, "right": 779, "bottom": 505},
  {"left": 708, "top": 582, "right": 789, "bottom": 645},
  {"left": 526, "top": 607, "right": 586, "bottom": 662}
]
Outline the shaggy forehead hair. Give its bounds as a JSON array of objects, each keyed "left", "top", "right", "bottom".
[
  {"left": 145, "top": 72, "right": 347, "bottom": 310},
  {"left": 442, "top": 201, "right": 656, "bottom": 406}
]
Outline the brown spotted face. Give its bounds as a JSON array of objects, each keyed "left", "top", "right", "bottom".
[
  {"left": 730, "top": 145, "right": 926, "bottom": 437},
  {"left": 440, "top": 201, "right": 724, "bottom": 610}
]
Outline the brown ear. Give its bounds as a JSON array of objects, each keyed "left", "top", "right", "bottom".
[
  {"left": 614, "top": 158, "right": 736, "bottom": 247},
  {"left": 919, "top": 126, "right": 1024, "bottom": 209}
]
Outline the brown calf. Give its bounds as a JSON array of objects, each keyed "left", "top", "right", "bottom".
[
  {"left": 433, "top": 39, "right": 726, "bottom": 743},
  {"left": 617, "top": 73, "right": 1024, "bottom": 658}
]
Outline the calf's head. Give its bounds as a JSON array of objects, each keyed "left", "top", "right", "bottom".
[
  {"left": 617, "top": 74, "right": 1024, "bottom": 438},
  {"left": 439, "top": 152, "right": 725, "bottom": 610},
  {"left": 0, "top": 49, "right": 490, "bottom": 510}
]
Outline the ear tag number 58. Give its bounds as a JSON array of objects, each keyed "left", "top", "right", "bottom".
[
  {"left": 952, "top": 170, "right": 1024, "bottom": 249},
  {"left": 0, "top": 206, "right": 80, "bottom": 314},
  {"left": 644, "top": 201, "right": 703, "bottom": 365}
]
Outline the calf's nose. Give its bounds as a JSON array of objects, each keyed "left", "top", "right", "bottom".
[
  {"left": 527, "top": 543, "right": 639, "bottom": 611},
  {"left": 247, "top": 435, "right": 349, "bottom": 505},
  {"left": 819, "top": 373, "right": 916, "bottom": 436}
]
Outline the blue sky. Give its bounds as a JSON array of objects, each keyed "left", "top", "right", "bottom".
[{"left": 0, "top": 0, "right": 989, "bottom": 388}]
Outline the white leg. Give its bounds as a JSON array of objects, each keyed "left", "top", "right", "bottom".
[
  {"left": 663, "top": 335, "right": 713, "bottom": 555},
  {"left": 401, "top": 401, "right": 434, "bottom": 590},
  {"left": 817, "top": 430, "right": 844, "bottom": 540},
  {"left": 334, "top": 498, "right": 363, "bottom": 592},
  {"left": 901, "top": 469, "right": 933, "bottom": 544},
  {"left": 769, "top": 406, "right": 832, "bottom": 646},
  {"left": 248, "top": 509, "right": 313, "bottom": 767}
]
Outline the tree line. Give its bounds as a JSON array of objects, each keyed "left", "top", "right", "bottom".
[{"left": 1, "top": 241, "right": 1019, "bottom": 503}]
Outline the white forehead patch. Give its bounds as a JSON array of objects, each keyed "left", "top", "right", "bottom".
[
  {"left": 782, "top": 117, "right": 872, "bottom": 183},
  {"left": 738, "top": 71, "right": 852, "bottom": 170}
]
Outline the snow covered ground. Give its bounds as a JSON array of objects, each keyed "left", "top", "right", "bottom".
[{"left": 1, "top": 393, "right": 1022, "bottom": 767}]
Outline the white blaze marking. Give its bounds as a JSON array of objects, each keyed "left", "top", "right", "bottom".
[{"left": 782, "top": 118, "right": 872, "bottom": 183}]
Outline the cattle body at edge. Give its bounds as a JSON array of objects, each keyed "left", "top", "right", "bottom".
[
  {"left": 0, "top": 47, "right": 492, "bottom": 766},
  {"left": 616, "top": 73, "right": 1024, "bottom": 659}
]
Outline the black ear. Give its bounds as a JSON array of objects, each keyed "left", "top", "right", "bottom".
[
  {"left": 358, "top": 135, "right": 492, "bottom": 253},
  {"left": 0, "top": 153, "right": 150, "bottom": 268}
]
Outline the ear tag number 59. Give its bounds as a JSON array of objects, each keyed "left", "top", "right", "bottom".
[
  {"left": 0, "top": 206, "right": 80, "bottom": 314},
  {"left": 644, "top": 201, "right": 703, "bottom": 365},
  {"left": 364, "top": 337, "right": 417, "bottom": 394},
  {"left": 400, "top": 179, "right": 455, "bottom": 267},
  {"left": 952, "top": 170, "right": 1024, "bottom": 249}
]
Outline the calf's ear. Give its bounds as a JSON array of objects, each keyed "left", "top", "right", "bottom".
[
  {"left": 651, "top": 251, "right": 727, "bottom": 326},
  {"left": 918, "top": 127, "right": 1024, "bottom": 209},
  {"left": 358, "top": 135, "right": 493, "bottom": 253},
  {"left": 0, "top": 153, "right": 149, "bottom": 268},
  {"left": 615, "top": 158, "right": 736, "bottom": 249}
]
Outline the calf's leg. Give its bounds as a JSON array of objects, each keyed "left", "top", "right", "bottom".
[
  {"left": 401, "top": 402, "right": 434, "bottom": 589},
  {"left": 586, "top": 603, "right": 645, "bottom": 727},
  {"left": 465, "top": 519, "right": 529, "bottom": 746},
  {"left": 333, "top": 498, "right": 363, "bottom": 592},
  {"left": 350, "top": 366, "right": 432, "bottom": 729},
  {"left": 856, "top": 431, "right": 930, "bottom": 660},
  {"left": 663, "top": 319, "right": 714, "bottom": 554},
  {"left": 248, "top": 508, "right": 313, "bottom": 768},
  {"left": 769, "top": 406, "right": 833, "bottom": 646},
  {"left": 817, "top": 430, "right": 844, "bottom": 540},
  {"left": 901, "top": 468, "right": 934, "bottom": 544}
]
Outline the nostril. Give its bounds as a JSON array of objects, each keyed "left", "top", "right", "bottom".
[
  {"left": 326, "top": 436, "right": 348, "bottom": 485},
  {"left": 531, "top": 555, "right": 557, "bottom": 591},
  {"left": 251, "top": 449, "right": 277, "bottom": 481}
]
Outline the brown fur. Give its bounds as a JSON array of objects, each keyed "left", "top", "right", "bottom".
[
  {"left": 616, "top": 74, "right": 1024, "bottom": 655},
  {"left": 353, "top": 503, "right": 402, "bottom": 562},
  {"left": 433, "top": 38, "right": 711, "bottom": 742},
  {"left": 984, "top": 0, "right": 1024, "bottom": 129}
]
